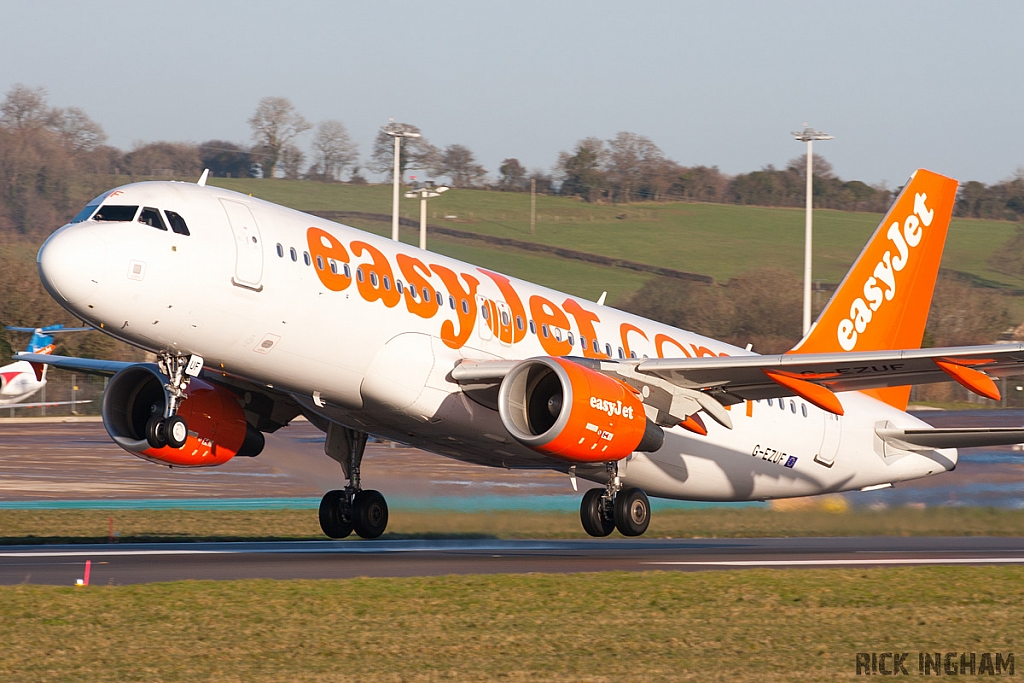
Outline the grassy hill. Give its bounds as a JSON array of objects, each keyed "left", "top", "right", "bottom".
[{"left": 209, "top": 178, "right": 1024, "bottom": 314}]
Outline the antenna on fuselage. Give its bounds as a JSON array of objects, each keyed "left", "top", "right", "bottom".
[
  {"left": 197, "top": 169, "right": 210, "bottom": 187},
  {"left": 596, "top": 291, "right": 607, "bottom": 306}
]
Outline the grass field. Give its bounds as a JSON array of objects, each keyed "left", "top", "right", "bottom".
[
  {"left": 1, "top": 567, "right": 1021, "bottom": 681},
  {"left": 3, "top": 506, "right": 1024, "bottom": 545}
]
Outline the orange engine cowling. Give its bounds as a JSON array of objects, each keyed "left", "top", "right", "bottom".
[
  {"left": 102, "top": 363, "right": 263, "bottom": 467},
  {"left": 497, "top": 357, "right": 664, "bottom": 463}
]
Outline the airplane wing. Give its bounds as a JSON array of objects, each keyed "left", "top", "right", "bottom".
[
  {"left": 452, "top": 343, "right": 1024, "bottom": 427},
  {"left": 876, "top": 427, "right": 1024, "bottom": 451},
  {"left": 14, "top": 353, "right": 133, "bottom": 377}
]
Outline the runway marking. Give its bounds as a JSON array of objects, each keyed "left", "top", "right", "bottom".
[
  {"left": 645, "top": 557, "right": 1024, "bottom": 567},
  {"left": 0, "top": 550, "right": 231, "bottom": 558}
]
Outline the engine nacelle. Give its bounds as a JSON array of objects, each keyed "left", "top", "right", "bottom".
[
  {"left": 102, "top": 363, "right": 263, "bottom": 467},
  {"left": 497, "top": 357, "right": 664, "bottom": 462}
]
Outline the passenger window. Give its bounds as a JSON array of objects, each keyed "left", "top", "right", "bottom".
[
  {"left": 409, "top": 286, "right": 418, "bottom": 300},
  {"left": 290, "top": 247, "right": 297, "bottom": 262},
  {"left": 329, "top": 259, "right": 337, "bottom": 274},
  {"left": 605, "top": 343, "right": 612, "bottom": 357},
  {"left": 436, "top": 291, "right": 443, "bottom": 306},
  {"left": 316, "top": 255, "right": 325, "bottom": 270},
  {"left": 581, "top": 336, "right": 587, "bottom": 349},
  {"left": 481, "top": 305, "right": 489, "bottom": 320},
  {"left": 71, "top": 204, "right": 99, "bottom": 223},
  {"left": 277, "top": 244, "right": 284, "bottom": 258},
  {"left": 396, "top": 280, "right": 404, "bottom": 294},
  {"left": 422, "top": 287, "right": 430, "bottom": 301},
  {"left": 618, "top": 347, "right": 625, "bottom": 359},
  {"left": 592, "top": 339, "right": 600, "bottom": 353},
  {"left": 139, "top": 207, "right": 167, "bottom": 230},
  {"left": 356, "top": 267, "right": 364, "bottom": 282},
  {"left": 370, "top": 272, "right": 379, "bottom": 287},
  {"left": 790, "top": 401, "right": 796, "bottom": 414},
  {"left": 516, "top": 316, "right": 524, "bottom": 331},
  {"left": 344, "top": 264, "right": 351, "bottom": 278},
  {"left": 542, "top": 324, "right": 549, "bottom": 338},
  {"left": 529, "top": 320, "right": 536, "bottom": 334},
  {"left": 801, "top": 404, "right": 808, "bottom": 418},
  {"left": 94, "top": 205, "right": 139, "bottom": 221},
  {"left": 630, "top": 351, "right": 637, "bottom": 359},
  {"left": 767, "top": 398, "right": 773, "bottom": 407},
  {"left": 165, "top": 210, "right": 190, "bottom": 235},
  {"left": 461, "top": 299, "right": 469, "bottom": 314},
  {"left": 554, "top": 328, "right": 562, "bottom": 342},
  {"left": 779, "top": 399, "right": 785, "bottom": 411},
  {"left": 501, "top": 310, "right": 510, "bottom": 326},
  {"left": 383, "top": 275, "right": 391, "bottom": 290},
  {"left": 303, "top": 251, "right": 311, "bottom": 267},
  {"left": 567, "top": 332, "right": 575, "bottom": 346}
]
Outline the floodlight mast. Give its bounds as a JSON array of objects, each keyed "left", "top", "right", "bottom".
[
  {"left": 384, "top": 121, "right": 421, "bottom": 242},
  {"left": 792, "top": 123, "right": 834, "bottom": 336},
  {"left": 405, "top": 181, "right": 449, "bottom": 250}
]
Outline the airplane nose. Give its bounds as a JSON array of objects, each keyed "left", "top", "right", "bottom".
[{"left": 37, "top": 226, "right": 106, "bottom": 307}]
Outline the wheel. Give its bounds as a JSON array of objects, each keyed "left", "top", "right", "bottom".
[
  {"left": 580, "top": 488, "right": 615, "bottom": 537},
  {"left": 165, "top": 415, "right": 188, "bottom": 449},
  {"left": 145, "top": 416, "right": 167, "bottom": 449},
  {"left": 352, "top": 490, "right": 389, "bottom": 539},
  {"left": 614, "top": 487, "right": 651, "bottom": 537},
  {"left": 318, "top": 490, "right": 353, "bottom": 539}
]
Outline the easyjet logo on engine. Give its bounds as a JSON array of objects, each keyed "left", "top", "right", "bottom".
[
  {"left": 589, "top": 396, "right": 635, "bottom": 420},
  {"left": 836, "top": 192, "right": 935, "bottom": 351}
]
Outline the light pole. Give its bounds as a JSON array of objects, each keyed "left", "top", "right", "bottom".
[
  {"left": 405, "top": 181, "right": 449, "bottom": 250},
  {"left": 792, "top": 123, "right": 833, "bottom": 336},
  {"left": 384, "top": 121, "right": 421, "bottom": 242}
]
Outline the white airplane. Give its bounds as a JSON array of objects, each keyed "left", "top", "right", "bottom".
[
  {"left": 1, "top": 325, "right": 92, "bottom": 407},
  {"left": 24, "top": 169, "right": 1024, "bottom": 539}
]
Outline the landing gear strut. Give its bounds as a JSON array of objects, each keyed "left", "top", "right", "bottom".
[
  {"left": 579, "top": 462, "right": 651, "bottom": 537},
  {"left": 145, "top": 353, "right": 199, "bottom": 450},
  {"left": 318, "top": 424, "right": 389, "bottom": 540}
]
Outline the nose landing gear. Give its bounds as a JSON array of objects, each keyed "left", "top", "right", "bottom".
[
  {"left": 318, "top": 424, "right": 389, "bottom": 540},
  {"left": 144, "top": 353, "right": 202, "bottom": 450}
]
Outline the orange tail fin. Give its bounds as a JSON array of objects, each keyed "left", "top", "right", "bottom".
[{"left": 788, "top": 169, "right": 959, "bottom": 409}]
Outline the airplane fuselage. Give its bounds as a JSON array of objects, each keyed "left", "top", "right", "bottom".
[{"left": 38, "top": 181, "right": 955, "bottom": 501}]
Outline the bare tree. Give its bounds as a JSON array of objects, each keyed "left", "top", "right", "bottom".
[
  {"left": 279, "top": 143, "right": 306, "bottom": 180},
  {"left": 433, "top": 144, "right": 487, "bottom": 187},
  {"left": 122, "top": 142, "right": 201, "bottom": 177},
  {"left": 0, "top": 84, "right": 50, "bottom": 130},
  {"left": 498, "top": 158, "right": 527, "bottom": 191},
  {"left": 368, "top": 123, "right": 439, "bottom": 179},
  {"left": 49, "top": 107, "right": 107, "bottom": 154},
  {"left": 310, "top": 120, "right": 358, "bottom": 180},
  {"left": 605, "top": 132, "right": 667, "bottom": 201},
  {"left": 247, "top": 96, "right": 311, "bottom": 178}
]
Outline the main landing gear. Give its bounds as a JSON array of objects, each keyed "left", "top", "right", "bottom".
[
  {"left": 318, "top": 424, "right": 389, "bottom": 540},
  {"left": 145, "top": 353, "right": 196, "bottom": 450},
  {"left": 579, "top": 462, "right": 651, "bottom": 537}
]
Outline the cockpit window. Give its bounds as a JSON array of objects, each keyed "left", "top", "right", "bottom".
[
  {"left": 138, "top": 207, "right": 167, "bottom": 231},
  {"left": 164, "top": 210, "right": 190, "bottom": 236},
  {"left": 93, "top": 205, "right": 139, "bottom": 222},
  {"left": 71, "top": 204, "right": 99, "bottom": 223}
]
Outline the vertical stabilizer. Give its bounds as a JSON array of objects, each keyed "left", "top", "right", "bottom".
[{"left": 788, "top": 169, "right": 959, "bottom": 409}]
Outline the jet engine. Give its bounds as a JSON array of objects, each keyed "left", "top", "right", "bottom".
[
  {"left": 101, "top": 363, "right": 264, "bottom": 467},
  {"left": 497, "top": 357, "right": 664, "bottom": 462}
]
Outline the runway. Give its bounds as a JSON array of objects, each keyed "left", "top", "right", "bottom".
[{"left": 4, "top": 536, "right": 1024, "bottom": 586}]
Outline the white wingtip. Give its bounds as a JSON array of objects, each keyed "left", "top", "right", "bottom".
[{"left": 198, "top": 169, "right": 210, "bottom": 187}]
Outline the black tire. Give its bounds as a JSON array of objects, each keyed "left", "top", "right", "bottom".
[
  {"left": 318, "top": 490, "right": 353, "bottom": 539},
  {"left": 145, "top": 416, "right": 167, "bottom": 449},
  {"left": 614, "top": 487, "right": 651, "bottom": 537},
  {"left": 165, "top": 415, "right": 188, "bottom": 449},
  {"left": 580, "top": 488, "right": 615, "bottom": 537},
  {"left": 352, "top": 490, "right": 389, "bottom": 539}
]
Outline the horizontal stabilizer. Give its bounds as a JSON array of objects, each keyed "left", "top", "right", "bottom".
[
  {"left": 876, "top": 427, "right": 1024, "bottom": 451},
  {"left": 14, "top": 353, "right": 132, "bottom": 377}
]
